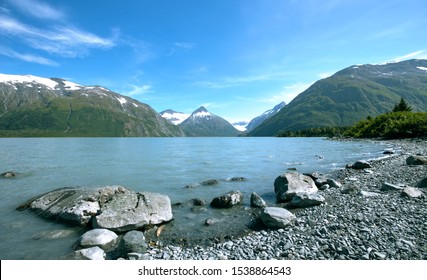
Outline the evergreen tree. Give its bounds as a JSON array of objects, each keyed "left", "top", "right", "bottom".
[{"left": 392, "top": 98, "right": 412, "bottom": 112}]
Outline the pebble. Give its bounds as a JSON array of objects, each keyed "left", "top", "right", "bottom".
[{"left": 120, "top": 139, "right": 427, "bottom": 260}]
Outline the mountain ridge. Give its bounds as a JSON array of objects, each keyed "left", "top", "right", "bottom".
[
  {"left": 249, "top": 59, "right": 427, "bottom": 136},
  {"left": 0, "top": 73, "right": 185, "bottom": 137}
]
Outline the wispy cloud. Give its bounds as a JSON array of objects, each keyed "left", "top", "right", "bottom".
[
  {"left": 0, "top": 45, "right": 58, "bottom": 66},
  {"left": 0, "top": 0, "right": 117, "bottom": 64},
  {"left": 124, "top": 84, "right": 152, "bottom": 97},
  {"left": 168, "top": 41, "right": 195, "bottom": 56},
  {"left": 389, "top": 50, "right": 427, "bottom": 63},
  {"left": 261, "top": 82, "right": 313, "bottom": 104},
  {"left": 193, "top": 72, "right": 289, "bottom": 89},
  {"left": 8, "top": 0, "right": 64, "bottom": 20}
]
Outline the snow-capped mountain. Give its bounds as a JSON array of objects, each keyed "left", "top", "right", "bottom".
[
  {"left": 232, "top": 121, "right": 249, "bottom": 132},
  {"left": 0, "top": 73, "right": 184, "bottom": 137},
  {"left": 179, "top": 106, "right": 240, "bottom": 136},
  {"left": 160, "top": 109, "right": 190, "bottom": 125},
  {"left": 245, "top": 101, "right": 286, "bottom": 132}
]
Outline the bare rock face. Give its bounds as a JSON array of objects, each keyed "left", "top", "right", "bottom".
[
  {"left": 93, "top": 191, "right": 173, "bottom": 232},
  {"left": 17, "top": 186, "right": 173, "bottom": 232},
  {"left": 274, "top": 172, "right": 318, "bottom": 202}
]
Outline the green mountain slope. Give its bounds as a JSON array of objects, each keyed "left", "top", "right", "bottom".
[
  {"left": 0, "top": 75, "right": 184, "bottom": 137},
  {"left": 249, "top": 59, "right": 427, "bottom": 136}
]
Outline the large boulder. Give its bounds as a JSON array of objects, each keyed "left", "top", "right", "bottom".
[
  {"left": 93, "top": 191, "right": 173, "bottom": 232},
  {"left": 17, "top": 186, "right": 173, "bottom": 232},
  {"left": 274, "top": 172, "right": 318, "bottom": 202},
  {"left": 210, "top": 190, "right": 243, "bottom": 208},
  {"left": 260, "top": 207, "right": 296, "bottom": 229},
  {"left": 406, "top": 155, "right": 427, "bottom": 165}
]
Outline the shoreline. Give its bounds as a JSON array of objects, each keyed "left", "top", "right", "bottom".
[{"left": 141, "top": 138, "right": 426, "bottom": 260}]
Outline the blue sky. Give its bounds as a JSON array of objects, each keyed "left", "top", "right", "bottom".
[{"left": 1, "top": 0, "right": 427, "bottom": 122}]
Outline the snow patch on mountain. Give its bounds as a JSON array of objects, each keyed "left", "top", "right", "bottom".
[
  {"left": 417, "top": 66, "right": 427, "bottom": 71},
  {"left": 160, "top": 110, "right": 191, "bottom": 125},
  {"left": 0, "top": 73, "right": 58, "bottom": 90}
]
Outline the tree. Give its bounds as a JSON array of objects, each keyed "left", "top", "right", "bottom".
[{"left": 392, "top": 98, "right": 412, "bottom": 112}]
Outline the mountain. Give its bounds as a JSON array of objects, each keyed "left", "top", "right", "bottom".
[
  {"left": 245, "top": 101, "right": 286, "bottom": 132},
  {"left": 179, "top": 106, "right": 240, "bottom": 136},
  {"left": 0, "top": 74, "right": 184, "bottom": 137},
  {"left": 249, "top": 59, "right": 427, "bottom": 136},
  {"left": 159, "top": 109, "right": 190, "bottom": 125}
]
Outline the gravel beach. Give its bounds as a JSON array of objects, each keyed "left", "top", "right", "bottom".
[{"left": 141, "top": 138, "right": 427, "bottom": 260}]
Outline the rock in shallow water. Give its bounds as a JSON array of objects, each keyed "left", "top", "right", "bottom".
[
  {"left": 17, "top": 186, "right": 173, "bottom": 232},
  {"left": 210, "top": 190, "right": 243, "bottom": 208},
  {"left": 79, "top": 228, "right": 119, "bottom": 251}
]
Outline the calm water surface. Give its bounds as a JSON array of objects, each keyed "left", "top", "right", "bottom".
[{"left": 0, "top": 137, "right": 391, "bottom": 259}]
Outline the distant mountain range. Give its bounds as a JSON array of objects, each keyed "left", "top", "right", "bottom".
[
  {"left": 0, "top": 74, "right": 184, "bottom": 137},
  {"left": 2, "top": 59, "right": 426, "bottom": 137},
  {"left": 178, "top": 106, "right": 241, "bottom": 136},
  {"left": 249, "top": 59, "right": 427, "bottom": 136}
]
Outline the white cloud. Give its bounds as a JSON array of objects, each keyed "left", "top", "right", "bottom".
[
  {"left": 124, "top": 84, "right": 152, "bottom": 97},
  {"left": 388, "top": 50, "right": 427, "bottom": 63},
  {"left": 0, "top": 2, "right": 117, "bottom": 63},
  {"left": 317, "top": 72, "right": 333, "bottom": 79},
  {"left": 0, "top": 46, "right": 58, "bottom": 66},
  {"left": 193, "top": 72, "right": 288, "bottom": 89},
  {"left": 8, "top": 0, "right": 64, "bottom": 20},
  {"left": 167, "top": 41, "right": 196, "bottom": 56},
  {"left": 262, "top": 82, "right": 313, "bottom": 104}
]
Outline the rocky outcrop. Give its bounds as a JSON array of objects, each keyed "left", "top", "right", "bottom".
[
  {"left": 274, "top": 172, "right": 318, "bottom": 202},
  {"left": 210, "top": 190, "right": 243, "bottom": 208},
  {"left": 17, "top": 186, "right": 173, "bottom": 232},
  {"left": 260, "top": 207, "right": 296, "bottom": 229}
]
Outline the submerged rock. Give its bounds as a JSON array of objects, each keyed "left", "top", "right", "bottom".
[
  {"left": 1, "top": 171, "right": 17, "bottom": 178},
  {"left": 210, "top": 190, "right": 243, "bottom": 208}
]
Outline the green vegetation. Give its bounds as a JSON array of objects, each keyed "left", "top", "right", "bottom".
[
  {"left": 277, "top": 126, "right": 349, "bottom": 137},
  {"left": 277, "top": 98, "right": 426, "bottom": 139},
  {"left": 343, "top": 111, "right": 427, "bottom": 139}
]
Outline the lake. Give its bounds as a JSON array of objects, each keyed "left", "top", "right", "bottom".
[{"left": 0, "top": 137, "right": 391, "bottom": 259}]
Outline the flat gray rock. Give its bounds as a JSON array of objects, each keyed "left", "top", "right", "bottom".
[
  {"left": 17, "top": 186, "right": 173, "bottom": 232},
  {"left": 260, "top": 207, "right": 296, "bottom": 229},
  {"left": 79, "top": 228, "right": 118, "bottom": 251}
]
